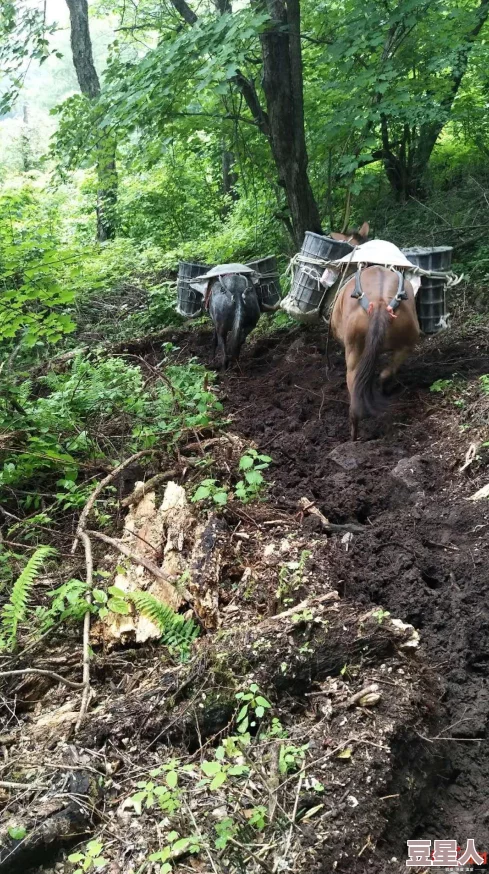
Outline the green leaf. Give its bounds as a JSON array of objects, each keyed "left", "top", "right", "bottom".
[
  {"left": 8, "top": 826, "right": 27, "bottom": 841},
  {"left": 192, "top": 485, "right": 211, "bottom": 502},
  {"left": 210, "top": 770, "right": 228, "bottom": 790},
  {"left": 68, "top": 853, "right": 85, "bottom": 863},
  {"left": 337, "top": 748, "right": 352, "bottom": 759},
  {"left": 213, "top": 490, "right": 228, "bottom": 505},
  {"left": 245, "top": 470, "right": 263, "bottom": 486},
  {"left": 237, "top": 704, "right": 249, "bottom": 723},
  {"left": 201, "top": 760, "right": 221, "bottom": 777},
  {"left": 239, "top": 455, "right": 254, "bottom": 470},
  {"left": 255, "top": 705, "right": 265, "bottom": 718},
  {"left": 107, "top": 597, "right": 130, "bottom": 615},
  {"left": 166, "top": 770, "right": 178, "bottom": 789},
  {"left": 108, "top": 586, "right": 127, "bottom": 598},
  {"left": 255, "top": 696, "right": 271, "bottom": 708},
  {"left": 92, "top": 589, "right": 107, "bottom": 604},
  {"left": 172, "top": 837, "right": 192, "bottom": 853}
]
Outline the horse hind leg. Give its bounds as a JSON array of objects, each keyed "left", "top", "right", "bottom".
[
  {"left": 380, "top": 346, "right": 410, "bottom": 390},
  {"left": 346, "top": 344, "right": 362, "bottom": 441}
]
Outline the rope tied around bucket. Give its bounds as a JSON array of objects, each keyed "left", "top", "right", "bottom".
[{"left": 409, "top": 265, "right": 464, "bottom": 287}]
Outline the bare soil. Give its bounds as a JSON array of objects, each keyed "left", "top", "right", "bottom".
[{"left": 184, "top": 320, "right": 489, "bottom": 861}]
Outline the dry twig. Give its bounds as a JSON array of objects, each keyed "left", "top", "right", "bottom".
[
  {"left": 120, "top": 469, "right": 178, "bottom": 507},
  {"left": 86, "top": 529, "right": 180, "bottom": 590},
  {"left": 75, "top": 532, "right": 93, "bottom": 733},
  {"left": 0, "top": 669, "right": 84, "bottom": 690},
  {"left": 72, "top": 449, "right": 155, "bottom": 552}
]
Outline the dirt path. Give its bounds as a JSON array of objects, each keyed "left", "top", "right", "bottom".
[{"left": 187, "top": 321, "right": 489, "bottom": 857}]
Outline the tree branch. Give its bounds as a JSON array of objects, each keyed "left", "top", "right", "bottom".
[
  {"left": 169, "top": 0, "right": 197, "bottom": 26},
  {"left": 167, "top": 0, "right": 270, "bottom": 136}
]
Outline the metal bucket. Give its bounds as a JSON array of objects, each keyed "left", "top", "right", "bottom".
[
  {"left": 286, "top": 234, "right": 353, "bottom": 319},
  {"left": 402, "top": 246, "right": 453, "bottom": 334},
  {"left": 176, "top": 261, "right": 210, "bottom": 318},
  {"left": 246, "top": 255, "right": 281, "bottom": 308}
]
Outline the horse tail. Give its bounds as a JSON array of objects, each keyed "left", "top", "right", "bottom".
[{"left": 351, "top": 305, "right": 389, "bottom": 422}]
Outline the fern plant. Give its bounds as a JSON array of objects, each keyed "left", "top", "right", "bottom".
[
  {"left": 0, "top": 546, "right": 56, "bottom": 651},
  {"left": 128, "top": 591, "right": 199, "bottom": 658}
]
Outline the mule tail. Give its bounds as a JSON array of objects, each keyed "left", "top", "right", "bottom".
[{"left": 351, "top": 305, "right": 389, "bottom": 424}]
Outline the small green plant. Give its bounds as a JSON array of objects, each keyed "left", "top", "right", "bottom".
[
  {"left": 191, "top": 478, "right": 228, "bottom": 506},
  {"left": 276, "top": 550, "right": 311, "bottom": 605},
  {"left": 278, "top": 742, "right": 309, "bottom": 774},
  {"left": 68, "top": 840, "right": 108, "bottom": 873},
  {"left": 200, "top": 756, "right": 249, "bottom": 790},
  {"left": 235, "top": 683, "right": 272, "bottom": 733},
  {"left": 8, "top": 826, "right": 27, "bottom": 840},
  {"left": 0, "top": 546, "right": 56, "bottom": 651},
  {"left": 372, "top": 608, "right": 390, "bottom": 624},
  {"left": 430, "top": 378, "right": 454, "bottom": 393},
  {"left": 129, "top": 760, "right": 193, "bottom": 815},
  {"left": 129, "top": 590, "right": 199, "bottom": 657},
  {"left": 148, "top": 831, "right": 200, "bottom": 872},
  {"left": 214, "top": 816, "right": 238, "bottom": 849},
  {"left": 36, "top": 577, "right": 89, "bottom": 632},
  {"left": 480, "top": 374, "right": 489, "bottom": 394},
  {"left": 235, "top": 449, "right": 272, "bottom": 503}
]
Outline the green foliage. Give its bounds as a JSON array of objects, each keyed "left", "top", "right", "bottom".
[
  {"left": 0, "top": 183, "right": 77, "bottom": 351},
  {"left": 430, "top": 378, "right": 455, "bottom": 393},
  {"left": 8, "top": 825, "right": 27, "bottom": 841},
  {"left": 128, "top": 590, "right": 199, "bottom": 657},
  {"left": 0, "top": 545, "right": 55, "bottom": 651},
  {"left": 372, "top": 608, "right": 390, "bottom": 625},
  {"left": 68, "top": 840, "right": 109, "bottom": 873},
  {"left": 0, "top": 354, "right": 222, "bottom": 497},
  {"left": 235, "top": 449, "right": 272, "bottom": 503},
  {"left": 278, "top": 742, "right": 309, "bottom": 775},
  {"left": 192, "top": 478, "right": 228, "bottom": 506},
  {"left": 235, "top": 683, "right": 272, "bottom": 734},
  {"left": 480, "top": 374, "right": 489, "bottom": 394},
  {"left": 148, "top": 831, "right": 200, "bottom": 871},
  {"left": 36, "top": 577, "right": 90, "bottom": 632},
  {"left": 276, "top": 550, "right": 311, "bottom": 606}
]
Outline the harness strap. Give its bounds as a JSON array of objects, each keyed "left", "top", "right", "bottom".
[
  {"left": 350, "top": 266, "right": 372, "bottom": 314},
  {"left": 386, "top": 270, "right": 408, "bottom": 318},
  {"left": 351, "top": 267, "right": 407, "bottom": 319}
]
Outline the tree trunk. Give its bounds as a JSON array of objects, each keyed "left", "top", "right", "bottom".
[
  {"left": 169, "top": 0, "right": 321, "bottom": 246},
  {"left": 65, "top": 0, "right": 118, "bottom": 241},
  {"left": 381, "top": 0, "right": 489, "bottom": 199},
  {"left": 260, "top": 0, "right": 322, "bottom": 246},
  {"left": 222, "top": 146, "right": 238, "bottom": 203}
]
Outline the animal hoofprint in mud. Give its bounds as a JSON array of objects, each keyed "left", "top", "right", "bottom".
[{"left": 331, "top": 264, "right": 420, "bottom": 441}]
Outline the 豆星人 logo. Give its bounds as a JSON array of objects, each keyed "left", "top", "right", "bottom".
[{"left": 406, "top": 839, "right": 487, "bottom": 869}]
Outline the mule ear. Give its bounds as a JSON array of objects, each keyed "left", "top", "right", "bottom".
[{"left": 358, "top": 221, "right": 369, "bottom": 238}]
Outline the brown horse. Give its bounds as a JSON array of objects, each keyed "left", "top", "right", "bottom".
[
  {"left": 331, "top": 265, "right": 420, "bottom": 441},
  {"left": 330, "top": 221, "right": 370, "bottom": 246}
]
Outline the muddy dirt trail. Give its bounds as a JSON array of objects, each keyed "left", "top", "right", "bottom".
[{"left": 185, "top": 322, "right": 489, "bottom": 857}]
